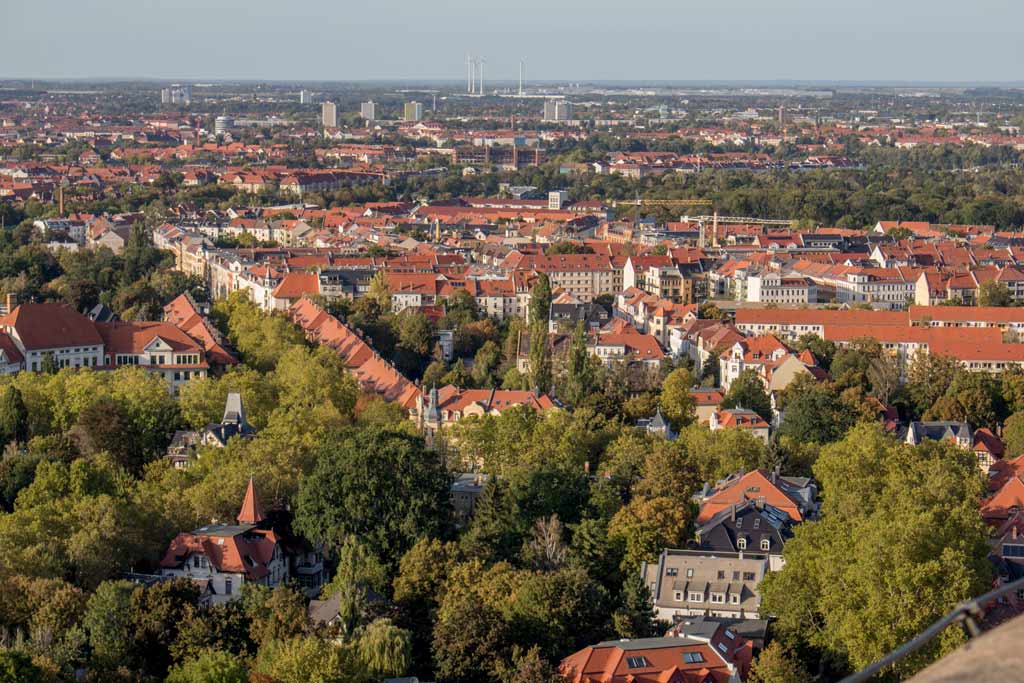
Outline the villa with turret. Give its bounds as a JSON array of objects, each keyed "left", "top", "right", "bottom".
[{"left": 158, "top": 478, "right": 325, "bottom": 605}]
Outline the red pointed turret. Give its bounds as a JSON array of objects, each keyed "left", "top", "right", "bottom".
[{"left": 237, "top": 476, "right": 264, "bottom": 525}]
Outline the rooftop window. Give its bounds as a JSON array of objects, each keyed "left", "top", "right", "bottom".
[{"left": 626, "top": 656, "right": 649, "bottom": 669}]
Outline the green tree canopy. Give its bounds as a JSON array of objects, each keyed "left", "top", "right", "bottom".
[
  {"left": 761, "top": 423, "right": 992, "bottom": 678},
  {"left": 295, "top": 427, "right": 451, "bottom": 566},
  {"left": 721, "top": 369, "right": 772, "bottom": 422}
]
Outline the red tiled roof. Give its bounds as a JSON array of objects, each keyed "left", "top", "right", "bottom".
[
  {"left": 697, "top": 470, "right": 804, "bottom": 524},
  {"left": 2, "top": 303, "right": 103, "bottom": 351},
  {"left": 96, "top": 320, "right": 204, "bottom": 355},
  {"left": 289, "top": 297, "right": 420, "bottom": 408},
  {"left": 272, "top": 271, "right": 321, "bottom": 300}
]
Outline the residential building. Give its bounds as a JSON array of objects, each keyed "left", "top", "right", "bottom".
[
  {"left": 746, "top": 271, "right": 817, "bottom": 305},
  {"left": 549, "top": 291, "right": 609, "bottom": 332},
  {"left": 637, "top": 409, "right": 674, "bottom": 440},
  {"left": 641, "top": 549, "right": 768, "bottom": 620},
  {"left": 404, "top": 101, "right": 423, "bottom": 122},
  {"left": 159, "top": 478, "right": 325, "bottom": 604},
  {"left": 451, "top": 472, "right": 488, "bottom": 525},
  {"left": 97, "top": 320, "right": 208, "bottom": 391},
  {"left": 1, "top": 302, "right": 105, "bottom": 372},
  {"left": 560, "top": 633, "right": 751, "bottom": 683},
  {"left": 543, "top": 99, "right": 573, "bottom": 122},
  {"left": 695, "top": 500, "right": 794, "bottom": 571},
  {"left": 709, "top": 408, "right": 770, "bottom": 443},
  {"left": 360, "top": 101, "right": 377, "bottom": 121},
  {"left": 905, "top": 421, "right": 1005, "bottom": 471},
  {"left": 691, "top": 388, "right": 724, "bottom": 423},
  {"left": 166, "top": 393, "right": 257, "bottom": 469},
  {"left": 695, "top": 469, "right": 818, "bottom": 524},
  {"left": 414, "top": 383, "right": 556, "bottom": 446},
  {"left": 321, "top": 101, "right": 337, "bottom": 128}
]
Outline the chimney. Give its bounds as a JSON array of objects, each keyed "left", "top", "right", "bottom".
[{"left": 5, "top": 293, "right": 15, "bottom": 314}]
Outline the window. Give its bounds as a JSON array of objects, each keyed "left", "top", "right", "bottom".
[
  {"left": 686, "top": 568, "right": 694, "bottom": 578},
  {"left": 717, "top": 570, "right": 725, "bottom": 580},
  {"left": 674, "top": 591, "right": 683, "bottom": 601},
  {"left": 683, "top": 652, "right": 704, "bottom": 664},
  {"left": 710, "top": 593, "right": 725, "bottom": 604},
  {"left": 730, "top": 593, "right": 740, "bottom": 605},
  {"left": 737, "top": 538, "right": 746, "bottom": 550},
  {"left": 688, "top": 592, "right": 704, "bottom": 603},
  {"left": 1004, "top": 544, "right": 1024, "bottom": 558},
  {"left": 761, "top": 538, "right": 771, "bottom": 551},
  {"left": 666, "top": 567, "right": 678, "bottom": 576},
  {"left": 224, "top": 578, "right": 233, "bottom": 595},
  {"left": 717, "top": 642, "right": 729, "bottom": 654},
  {"left": 625, "top": 657, "right": 648, "bottom": 669},
  {"left": 743, "top": 572, "right": 756, "bottom": 581},
  {"left": 724, "top": 629, "right": 735, "bottom": 640}
]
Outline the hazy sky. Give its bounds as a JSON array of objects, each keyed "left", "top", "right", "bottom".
[{"left": 4, "top": 0, "right": 1022, "bottom": 82}]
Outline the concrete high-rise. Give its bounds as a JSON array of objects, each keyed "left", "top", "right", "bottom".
[
  {"left": 299, "top": 90, "right": 312, "bottom": 104},
  {"left": 543, "top": 99, "right": 573, "bottom": 122},
  {"left": 321, "top": 101, "right": 337, "bottom": 128},
  {"left": 361, "top": 101, "right": 377, "bottom": 121},
  {"left": 404, "top": 101, "right": 423, "bottom": 122}
]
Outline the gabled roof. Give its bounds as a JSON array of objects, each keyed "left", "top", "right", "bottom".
[
  {"left": 982, "top": 477, "right": 1024, "bottom": 524},
  {"left": 2, "top": 303, "right": 103, "bottom": 350},
  {"left": 95, "top": 321, "right": 207, "bottom": 366},
  {"left": 272, "top": 271, "right": 321, "bottom": 300}
]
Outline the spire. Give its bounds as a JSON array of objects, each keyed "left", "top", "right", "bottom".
[
  {"left": 237, "top": 476, "right": 264, "bottom": 525},
  {"left": 426, "top": 384, "right": 441, "bottom": 423}
]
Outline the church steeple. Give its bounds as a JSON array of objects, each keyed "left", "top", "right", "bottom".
[{"left": 237, "top": 476, "right": 264, "bottom": 525}]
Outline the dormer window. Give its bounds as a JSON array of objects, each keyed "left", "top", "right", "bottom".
[
  {"left": 626, "top": 657, "right": 649, "bottom": 669},
  {"left": 761, "top": 538, "right": 771, "bottom": 551},
  {"left": 737, "top": 538, "right": 747, "bottom": 550}
]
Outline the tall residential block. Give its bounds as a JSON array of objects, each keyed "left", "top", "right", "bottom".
[
  {"left": 404, "top": 101, "right": 423, "bottom": 122},
  {"left": 321, "top": 101, "right": 337, "bottom": 128}
]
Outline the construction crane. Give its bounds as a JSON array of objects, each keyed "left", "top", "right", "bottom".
[
  {"left": 613, "top": 197, "right": 714, "bottom": 229},
  {"left": 612, "top": 198, "right": 713, "bottom": 208}
]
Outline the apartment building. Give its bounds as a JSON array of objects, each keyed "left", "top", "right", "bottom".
[
  {"left": 514, "top": 254, "right": 620, "bottom": 302},
  {"left": 641, "top": 549, "right": 768, "bottom": 621}
]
